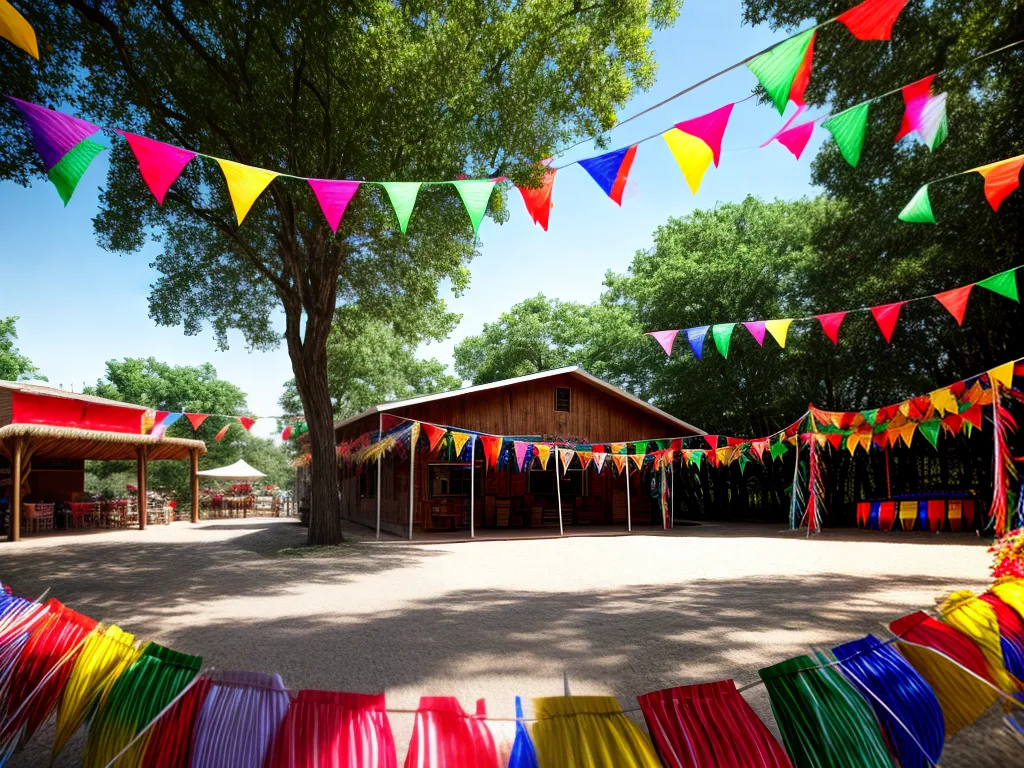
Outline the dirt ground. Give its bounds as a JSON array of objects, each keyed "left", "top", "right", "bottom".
[{"left": 2, "top": 518, "right": 1019, "bottom": 766}]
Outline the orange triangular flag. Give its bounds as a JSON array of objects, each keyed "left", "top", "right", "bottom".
[
  {"left": 900, "top": 422, "right": 917, "bottom": 447},
  {"left": 629, "top": 454, "right": 644, "bottom": 472},
  {"left": 976, "top": 156, "right": 1024, "bottom": 211},
  {"left": 185, "top": 413, "right": 208, "bottom": 430},
  {"left": 612, "top": 454, "right": 628, "bottom": 474},
  {"left": 534, "top": 444, "right": 551, "bottom": 470},
  {"left": 559, "top": 448, "right": 575, "bottom": 474}
]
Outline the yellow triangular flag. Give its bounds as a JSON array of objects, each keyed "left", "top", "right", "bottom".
[
  {"left": 900, "top": 422, "right": 917, "bottom": 448},
  {"left": 0, "top": 0, "right": 38, "bottom": 58},
  {"left": 764, "top": 319, "right": 793, "bottom": 348},
  {"left": 216, "top": 158, "right": 279, "bottom": 225},
  {"left": 559, "top": 448, "right": 575, "bottom": 474},
  {"left": 451, "top": 431, "right": 471, "bottom": 457},
  {"left": 845, "top": 434, "right": 859, "bottom": 455},
  {"left": 612, "top": 454, "right": 628, "bottom": 474},
  {"left": 629, "top": 453, "right": 645, "bottom": 472},
  {"left": 663, "top": 128, "right": 714, "bottom": 194},
  {"left": 989, "top": 361, "right": 1014, "bottom": 390},
  {"left": 930, "top": 387, "right": 959, "bottom": 416},
  {"left": 576, "top": 450, "right": 593, "bottom": 471},
  {"left": 534, "top": 444, "right": 551, "bottom": 470}
]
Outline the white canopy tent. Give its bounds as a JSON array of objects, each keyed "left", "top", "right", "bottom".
[{"left": 195, "top": 458, "right": 266, "bottom": 479}]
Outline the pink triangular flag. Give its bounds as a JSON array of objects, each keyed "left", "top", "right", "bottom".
[
  {"left": 307, "top": 179, "right": 360, "bottom": 233},
  {"left": 115, "top": 131, "right": 196, "bottom": 205},
  {"left": 647, "top": 329, "right": 680, "bottom": 357},
  {"left": 870, "top": 301, "right": 905, "bottom": 343},
  {"left": 894, "top": 76, "right": 935, "bottom": 142},
  {"left": 514, "top": 441, "right": 530, "bottom": 471},
  {"left": 675, "top": 103, "right": 734, "bottom": 168},
  {"left": 742, "top": 321, "right": 767, "bottom": 346},
  {"left": 776, "top": 121, "right": 815, "bottom": 160}
]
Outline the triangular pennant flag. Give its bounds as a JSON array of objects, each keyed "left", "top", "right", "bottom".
[
  {"left": 789, "top": 33, "right": 816, "bottom": 108},
  {"left": 690, "top": 450, "right": 704, "bottom": 468},
  {"left": 578, "top": 145, "right": 638, "bottom": 206},
  {"left": 451, "top": 431, "right": 472, "bottom": 458},
  {"left": 647, "top": 329, "right": 680, "bottom": 357},
  {"left": 746, "top": 29, "right": 817, "bottom": 115},
  {"left": 919, "top": 419, "right": 941, "bottom": 449},
  {"left": 115, "top": 131, "right": 197, "bottom": 205},
  {"left": 686, "top": 326, "right": 710, "bottom": 359},
  {"left": 870, "top": 301, "right": 905, "bottom": 343},
  {"left": 750, "top": 439, "right": 768, "bottom": 462},
  {"left": 712, "top": 323, "right": 735, "bottom": 358},
  {"left": 977, "top": 269, "right": 1019, "bottom": 302},
  {"left": 769, "top": 439, "right": 789, "bottom": 460},
  {"left": 410, "top": 422, "right": 421, "bottom": 451},
  {"left": 380, "top": 181, "right": 421, "bottom": 234},
  {"left": 281, "top": 424, "right": 293, "bottom": 441},
  {"left": 480, "top": 435, "right": 502, "bottom": 469},
  {"left": 704, "top": 435, "right": 719, "bottom": 450},
  {"left": 775, "top": 120, "right": 815, "bottom": 160},
  {"left": 48, "top": 139, "right": 105, "bottom": 206},
  {"left": 989, "top": 361, "right": 1014, "bottom": 390},
  {"left": 764, "top": 318, "right": 793, "bottom": 348},
  {"left": 629, "top": 454, "right": 644, "bottom": 472},
  {"left": 895, "top": 75, "right": 936, "bottom": 142},
  {"left": 6, "top": 97, "right": 101, "bottom": 170},
  {"left": 663, "top": 128, "right": 714, "bottom": 194},
  {"left": 612, "top": 454, "right": 628, "bottom": 473},
  {"left": 214, "top": 423, "right": 231, "bottom": 442},
  {"left": 307, "top": 179, "right": 360, "bottom": 233},
  {"left": 0, "top": 0, "right": 39, "bottom": 58},
  {"left": 742, "top": 321, "right": 767, "bottom": 346},
  {"left": 422, "top": 423, "right": 447, "bottom": 452},
  {"left": 559, "top": 448, "right": 575, "bottom": 474},
  {"left": 898, "top": 185, "right": 935, "bottom": 224},
  {"left": 516, "top": 167, "right": 556, "bottom": 231},
  {"left": 899, "top": 422, "right": 917, "bottom": 447},
  {"left": 592, "top": 452, "right": 607, "bottom": 474},
  {"left": 676, "top": 103, "right": 734, "bottom": 167},
  {"left": 634, "top": 441, "right": 649, "bottom": 457},
  {"left": 930, "top": 388, "right": 959, "bottom": 416},
  {"left": 837, "top": 0, "right": 909, "bottom": 40},
  {"left": 514, "top": 441, "right": 530, "bottom": 472},
  {"left": 962, "top": 404, "right": 984, "bottom": 431},
  {"left": 822, "top": 101, "right": 870, "bottom": 167},
  {"left": 576, "top": 450, "right": 593, "bottom": 471},
  {"left": 611, "top": 443, "right": 627, "bottom": 455},
  {"left": 933, "top": 284, "right": 973, "bottom": 325},
  {"left": 976, "top": 157, "right": 1024, "bottom": 212},
  {"left": 816, "top": 312, "right": 846, "bottom": 345},
  {"left": 237, "top": 416, "right": 256, "bottom": 432},
  {"left": 452, "top": 179, "right": 496, "bottom": 236},
  {"left": 185, "top": 413, "right": 209, "bottom": 431},
  {"left": 534, "top": 443, "right": 551, "bottom": 470},
  {"left": 216, "top": 158, "right": 279, "bottom": 225},
  {"left": 914, "top": 94, "right": 948, "bottom": 150}
]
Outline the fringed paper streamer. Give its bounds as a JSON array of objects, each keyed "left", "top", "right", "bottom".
[
  {"left": 0, "top": 600, "right": 96, "bottom": 753},
  {"left": 266, "top": 689, "right": 397, "bottom": 768},
  {"left": 190, "top": 670, "right": 291, "bottom": 768},
  {"left": 637, "top": 680, "right": 792, "bottom": 768},
  {"left": 52, "top": 624, "right": 141, "bottom": 760},
  {"left": 889, "top": 611, "right": 999, "bottom": 735},
  {"left": 83, "top": 643, "right": 202, "bottom": 768},
  {"left": 939, "top": 590, "right": 1024, "bottom": 694},
  {"left": 508, "top": 696, "right": 538, "bottom": 768},
  {"left": 990, "top": 578, "right": 1024, "bottom": 623},
  {"left": 758, "top": 653, "right": 895, "bottom": 768},
  {"left": 359, "top": 423, "right": 413, "bottom": 465},
  {"left": 832, "top": 635, "right": 944, "bottom": 768},
  {"left": 0, "top": 596, "right": 49, "bottom": 704},
  {"left": 404, "top": 696, "right": 499, "bottom": 768},
  {"left": 531, "top": 696, "right": 661, "bottom": 767},
  {"left": 978, "top": 593, "right": 1024, "bottom": 683},
  {"left": 990, "top": 393, "right": 1019, "bottom": 536},
  {"left": 138, "top": 675, "right": 210, "bottom": 768}
]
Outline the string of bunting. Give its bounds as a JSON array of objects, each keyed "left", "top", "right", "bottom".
[
  {"left": 6, "top": 571, "right": 1024, "bottom": 767},
  {"left": 140, "top": 410, "right": 306, "bottom": 443},
  {"left": 899, "top": 152, "right": 1024, "bottom": 223},
  {"left": 646, "top": 266, "right": 1021, "bottom": 360}
]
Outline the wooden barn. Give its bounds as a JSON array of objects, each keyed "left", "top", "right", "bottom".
[{"left": 332, "top": 367, "right": 703, "bottom": 537}]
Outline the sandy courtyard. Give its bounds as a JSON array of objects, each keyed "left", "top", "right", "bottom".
[{"left": 1, "top": 519, "right": 1017, "bottom": 766}]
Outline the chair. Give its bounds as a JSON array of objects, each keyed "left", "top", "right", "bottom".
[{"left": 33, "top": 502, "right": 55, "bottom": 533}]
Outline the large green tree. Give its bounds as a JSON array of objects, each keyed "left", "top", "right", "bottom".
[
  {"left": 2, "top": 0, "right": 682, "bottom": 544},
  {"left": 0, "top": 317, "right": 43, "bottom": 382}
]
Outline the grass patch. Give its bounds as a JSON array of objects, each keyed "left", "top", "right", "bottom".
[{"left": 273, "top": 540, "right": 363, "bottom": 558}]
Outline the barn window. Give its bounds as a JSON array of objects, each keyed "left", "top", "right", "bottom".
[{"left": 554, "top": 386, "right": 571, "bottom": 412}]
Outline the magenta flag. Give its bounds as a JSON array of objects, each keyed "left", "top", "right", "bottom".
[
  {"left": 648, "top": 329, "right": 680, "bottom": 357},
  {"left": 742, "top": 321, "right": 767, "bottom": 346},
  {"left": 308, "top": 179, "right": 360, "bottom": 233},
  {"left": 675, "top": 103, "right": 734, "bottom": 167},
  {"left": 115, "top": 131, "right": 196, "bottom": 205},
  {"left": 6, "top": 96, "right": 100, "bottom": 170},
  {"left": 776, "top": 121, "right": 815, "bottom": 159}
]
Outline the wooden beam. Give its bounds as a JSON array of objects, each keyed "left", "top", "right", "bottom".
[
  {"left": 10, "top": 436, "right": 22, "bottom": 542},
  {"left": 190, "top": 448, "right": 200, "bottom": 524},
  {"left": 137, "top": 445, "right": 148, "bottom": 529}
]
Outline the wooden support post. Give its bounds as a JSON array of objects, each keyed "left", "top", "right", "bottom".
[
  {"left": 10, "top": 437, "right": 22, "bottom": 542},
  {"left": 469, "top": 438, "right": 476, "bottom": 539},
  {"left": 137, "top": 445, "right": 148, "bottom": 530},
  {"left": 626, "top": 462, "right": 632, "bottom": 532},
  {"left": 190, "top": 448, "right": 200, "bottom": 524},
  {"left": 408, "top": 433, "right": 415, "bottom": 540},
  {"left": 376, "top": 413, "right": 382, "bottom": 540}
]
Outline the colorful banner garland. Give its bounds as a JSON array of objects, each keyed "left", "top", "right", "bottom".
[
  {"left": 0, "top": 0, "right": 37, "bottom": 59},
  {"left": 900, "top": 153, "right": 1024, "bottom": 223},
  {"left": 647, "top": 266, "right": 1021, "bottom": 359}
]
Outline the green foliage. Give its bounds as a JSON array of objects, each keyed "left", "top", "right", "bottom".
[{"left": 0, "top": 316, "right": 43, "bottom": 382}]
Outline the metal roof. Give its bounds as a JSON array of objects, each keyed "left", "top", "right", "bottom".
[{"left": 0, "top": 380, "right": 148, "bottom": 411}]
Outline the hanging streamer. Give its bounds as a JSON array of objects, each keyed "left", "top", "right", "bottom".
[
  {"left": 531, "top": 696, "right": 661, "bottom": 767},
  {"left": 403, "top": 696, "right": 498, "bottom": 768}
]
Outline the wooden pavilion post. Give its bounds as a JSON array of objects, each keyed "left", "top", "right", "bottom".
[
  {"left": 190, "top": 448, "right": 200, "bottom": 524},
  {"left": 408, "top": 430, "right": 415, "bottom": 540},
  {"left": 626, "top": 461, "right": 632, "bottom": 533},
  {"left": 137, "top": 445, "right": 148, "bottom": 530},
  {"left": 10, "top": 436, "right": 22, "bottom": 542}
]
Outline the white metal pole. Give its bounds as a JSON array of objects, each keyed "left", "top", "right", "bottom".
[
  {"left": 556, "top": 452, "right": 564, "bottom": 537},
  {"left": 376, "top": 413, "right": 382, "bottom": 540},
  {"left": 626, "top": 461, "right": 632, "bottom": 532},
  {"left": 670, "top": 459, "right": 675, "bottom": 529},
  {"left": 408, "top": 428, "right": 415, "bottom": 540},
  {"left": 469, "top": 438, "right": 476, "bottom": 539}
]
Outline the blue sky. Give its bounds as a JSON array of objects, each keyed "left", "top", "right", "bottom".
[{"left": 1, "top": 1, "right": 826, "bottom": 437}]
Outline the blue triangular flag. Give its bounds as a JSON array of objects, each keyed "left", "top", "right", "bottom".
[
  {"left": 686, "top": 326, "right": 710, "bottom": 359},
  {"left": 509, "top": 696, "right": 539, "bottom": 768},
  {"left": 577, "top": 145, "right": 637, "bottom": 205}
]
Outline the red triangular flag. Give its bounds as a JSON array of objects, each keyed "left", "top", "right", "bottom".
[
  {"left": 750, "top": 439, "right": 767, "bottom": 461},
  {"left": 517, "top": 166, "right": 556, "bottom": 231},
  {"left": 837, "top": 0, "right": 909, "bottom": 41},
  {"left": 826, "top": 433, "right": 843, "bottom": 450},
  {"left": 479, "top": 435, "right": 503, "bottom": 469},
  {"left": 977, "top": 157, "right": 1024, "bottom": 212},
  {"left": 870, "top": 301, "right": 905, "bottom": 343},
  {"left": 789, "top": 32, "right": 817, "bottom": 107},
  {"left": 894, "top": 75, "right": 935, "bottom": 142},
  {"left": 381, "top": 414, "right": 404, "bottom": 432},
  {"left": 281, "top": 425, "right": 293, "bottom": 441},
  {"left": 816, "top": 311, "right": 847, "bottom": 345},
  {"left": 237, "top": 416, "right": 256, "bottom": 432},
  {"left": 675, "top": 103, "right": 734, "bottom": 167},
  {"left": 184, "top": 413, "right": 209, "bottom": 431},
  {"left": 703, "top": 435, "right": 719, "bottom": 450},
  {"left": 215, "top": 423, "right": 231, "bottom": 442},
  {"left": 115, "top": 131, "right": 197, "bottom": 205},
  {"left": 934, "top": 284, "right": 973, "bottom": 326},
  {"left": 962, "top": 404, "right": 983, "bottom": 430},
  {"left": 421, "top": 423, "right": 447, "bottom": 452},
  {"left": 307, "top": 179, "right": 360, "bottom": 233}
]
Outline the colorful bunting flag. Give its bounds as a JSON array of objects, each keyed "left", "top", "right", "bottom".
[
  {"left": 0, "top": 0, "right": 38, "bottom": 58},
  {"left": 629, "top": 454, "right": 644, "bottom": 472},
  {"left": 380, "top": 181, "right": 421, "bottom": 234},
  {"left": 899, "top": 184, "right": 935, "bottom": 224},
  {"left": 870, "top": 301, "right": 905, "bottom": 343},
  {"left": 559, "top": 448, "right": 575, "bottom": 474},
  {"left": 48, "top": 139, "right": 105, "bottom": 206},
  {"left": 663, "top": 128, "right": 714, "bottom": 194},
  {"left": 578, "top": 145, "right": 638, "bottom": 206},
  {"left": 281, "top": 425, "right": 293, "bottom": 441},
  {"left": 764, "top": 318, "right": 793, "bottom": 348},
  {"left": 676, "top": 103, "right": 734, "bottom": 167},
  {"left": 816, "top": 311, "right": 846, "bottom": 345},
  {"left": 307, "top": 179, "right": 360, "bottom": 233},
  {"left": 976, "top": 157, "right": 1024, "bottom": 212},
  {"left": 611, "top": 442, "right": 627, "bottom": 455},
  {"left": 894, "top": 75, "right": 936, "bottom": 142},
  {"left": 703, "top": 435, "right": 719, "bottom": 450},
  {"left": 776, "top": 119, "right": 815, "bottom": 160},
  {"left": 989, "top": 361, "right": 1014, "bottom": 390},
  {"left": 686, "top": 326, "right": 710, "bottom": 359},
  {"left": 837, "top": 0, "right": 909, "bottom": 41},
  {"left": 612, "top": 454, "right": 628, "bottom": 474},
  {"left": 746, "top": 29, "right": 817, "bottom": 115},
  {"left": 918, "top": 419, "right": 941, "bottom": 449},
  {"left": 7, "top": 96, "right": 101, "bottom": 170},
  {"left": 576, "top": 449, "right": 593, "bottom": 471},
  {"left": 930, "top": 388, "right": 958, "bottom": 416},
  {"left": 977, "top": 269, "right": 1019, "bottom": 302},
  {"left": 116, "top": 131, "right": 197, "bottom": 205},
  {"left": 452, "top": 179, "right": 496, "bottom": 236},
  {"left": 215, "top": 424, "right": 231, "bottom": 442},
  {"left": 422, "top": 423, "right": 447, "bottom": 452},
  {"left": 480, "top": 435, "right": 502, "bottom": 469},
  {"left": 216, "top": 159, "right": 279, "bottom": 225},
  {"left": 237, "top": 416, "right": 256, "bottom": 432},
  {"left": 185, "top": 413, "right": 209, "bottom": 431},
  {"left": 514, "top": 441, "right": 530, "bottom": 472},
  {"left": 822, "top": 102, "right": 870, "bottom": 167},
  {"left": 742, "top": 321, "right": 767, "bottom": 346},
  {"left": 647, "top": 329, "right": 679, "bottom": 357},
  {"left": 712, "top": 323, "right": 735, "bottom": 358},
  {"left": 150, "top": 412, "right": 184, "bottom": 440},
  {"left": 913, "top": 93, "right": 948, "bottom": 151},
  {"left": 934, "top": 285, "right": 973, "bottom": 325},
  {"left": 451, "top": 431, "right": 472, "bottom": 458},
  {"left": 592, "top": 452, "right": 607, "bottom": 474},
  {"left": 516, "top": 167, "right": 555, "bottom": 231}
]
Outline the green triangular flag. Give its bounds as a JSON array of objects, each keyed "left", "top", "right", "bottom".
[
  {"left": 381, "top": 181, "right": 422, "bottom": 234},
  {"left": 977, "top": 269, "right": 1019, "bottom": 302},
  {"left": 746, "top": 29, "right": 816, "bottom": 115},
  {"left": 770, "top": 438, "right": 789, "bottom": 460},
  {"left": 861, "top": 409, "right": 879, "bottom": 425},
  {"left": 929, "top": 110, "right": 948, "bottom": 151},
  {"left": 656, "top": 439, "right": 670, "bottom": 450},
  {"left": 48, "top": 138, "right": 105, "bottom": 206},
  {"left": 738, "top": 455, "right": 749, "bottom": 474},
  {"left": 690, "top": 450, "right": 703, "bottom": 468},
  {"left": 712, "top": 323, "right": 735, "bottom": 359},
  {"left": 452, "top": 179, "right": 495, "bottom": 236},
  {"left": 919, "top": 419, "right": 941, "bottom": 450},
  {"left": 898, "top": 184, "right": 935, "bottom": 224},
  {"left": 822, "top": 102, "right": 870, "bottom": 167},
  {"left": 635, "top": 441, "right": 649, "bottom": 456}
]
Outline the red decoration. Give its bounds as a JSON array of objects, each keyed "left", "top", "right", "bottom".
[
  {"left": 837, "top": 0, "right": 909, "bottom": 41},
  {"left": 142, "top": 677, "right": 212, "bottom": 768},
  {"left": 215, "top": 423, "right": 231, "bottom": 442},
  {"left": 10, "top": 391, "right": 145, "bottom": 434},
  {"left": 380, "top": 414, "right": 404, "bottom": 433},
  {"left": 185, "top": 412, "right": 209, "bottom": 430},
  {"left": 789, "top": 32, "right": 817, "bottom": 106},
  {"left": 978, "top": 156, "right": 1024, "bottom": 212},
  {"left": 421, "top": 423, "right": 447, "bottom": 452},
  {"left": 962, "top": 404, "right": 984, "bottom": 430},
  {"left": 479, "top": 435, "right": 503, "bottom": 469},
  {"left": 281, "top": 425, "right": 293, "bottom": 441},
  {"left": 870, "top": 301, "right": 905, "bottom": 343},
  {"left": 775, "top": 120, "right": 815, "bottom": 160},
  {"left": 815, "top": 311, "right": 846, "bottom": 345},
  {"left": 942, "top": 412, "right": 963, "bottom": 434},
  {"left": 237, "top": 416, "right": 256, "bottom": 431},
  {"left": 703, "top": 435, "right": 719, "bottom": 450},
  {"left": 516, "top": 166, "right": 556, "bottom": 231},
  {"left": 825, "top": 433, "right": 843, "bottom": 450},
  {"left": 609, "top": 145, "right": 638, "bottom": 205},
  {"left": 895, "top": 75, "right": 935, "bottom": 142},
  {"left": 934, "top": 284, "right": 973, "bottom": 325}
]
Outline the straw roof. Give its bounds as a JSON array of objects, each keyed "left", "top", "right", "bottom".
[{"left": 0, "top": 423, "right": 206, "bottom": 461}]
